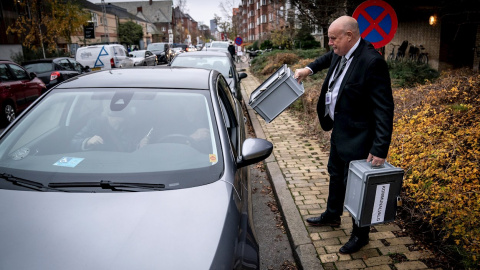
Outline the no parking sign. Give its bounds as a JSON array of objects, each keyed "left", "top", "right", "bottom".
[{"left": 353, "top": 0, "right": 398, "bottom": 48}]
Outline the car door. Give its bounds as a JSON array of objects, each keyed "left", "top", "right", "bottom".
[
  {"left": 55, "top": 58, "right": 80, "bottom": 80},
  {"left": 216, "top": 75, "right": 246, "bottom": 202},
  {"left": 145, "top": 51, "right": 154, "bottom": 66},
  {"left": 6, "top": 63, "right": 38, "bottom": 110},
  {"left": 0, "top": 63, "right": 25, "bottom": 108}
]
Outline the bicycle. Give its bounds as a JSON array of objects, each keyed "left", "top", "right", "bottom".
[
  {"left": 387, "top": 43, "right": 400, "bottom": 61},
  {"left": 408, "top": 43, "right": 420, "bottom": 62},
  {"left": 417, "top": 45, "right": 429, "bottom": 64}
]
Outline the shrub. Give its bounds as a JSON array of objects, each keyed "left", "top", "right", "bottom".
[
  {"left": 388, "top": 60, "right": 440, "bottom": 87},
  {"left": 260, "top": 40, "right": 273, "bottom": 50},
  {"left": 389, "top": 69, "right": 480, "bottom": 266}
]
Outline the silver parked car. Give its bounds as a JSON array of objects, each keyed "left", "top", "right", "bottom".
[
  {"left": 0, "top": 67, "right": 272, "bottom": 269},
  {"left": 129, "top": 50, "right": 157, "bottom": 66},
  {"left": 170, "top": 51, "right": 247, "bottom": 100}
]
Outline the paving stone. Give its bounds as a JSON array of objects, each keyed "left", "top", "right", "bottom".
[
  {"left": 394, "top": 261, "right": 429, "bottom": 270},
  {"left": 363, "top": 255, "right": 393, "bottom": 266},
  {"left": 388, "top": 237, "right": 414, "bottom": 245},
  {"left": 319, "top": 230, "right": 347, "bottom": 239},
  {"left": 334, "top": 259, "right": 367, "bottom": 269}
]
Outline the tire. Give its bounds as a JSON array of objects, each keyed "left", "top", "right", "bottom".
[
  {"left": 2, "top": 101, "right": 16, "bottom": 126},
  {"left": 418, "top": 54, "right": 428, "bottom": 64}
]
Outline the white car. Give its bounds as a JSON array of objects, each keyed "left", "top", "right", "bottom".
[{"left": 75, "top": 44, "right": 134, "bottom": 71}]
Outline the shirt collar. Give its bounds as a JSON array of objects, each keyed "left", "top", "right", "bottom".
[{"left": 345, "top": 38, "right": 361, "bottom": 59}]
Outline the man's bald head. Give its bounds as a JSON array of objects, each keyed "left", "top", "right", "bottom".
[{"left": 328, "top": 16, "right": 360, "bottom": 56}]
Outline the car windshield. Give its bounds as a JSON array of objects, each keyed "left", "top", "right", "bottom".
[
  {"left": 147, "top": 43, "right": 165, "bottom": 51},
  {"left": 171, "top": 56, "right": 231, "bottom": 78},
  {"left": 0, "top": 88, "right": 223, "bottom": 192},
  {"left": 211, "top": 42, "right": 228, "bottom": 48},
  {"left": 24, "top": 63, "right": 54, "bottom": 73}
]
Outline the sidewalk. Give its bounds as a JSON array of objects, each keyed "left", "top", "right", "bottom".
[{"left": 238, "top": 61, "right": 435, "bottom": 270}]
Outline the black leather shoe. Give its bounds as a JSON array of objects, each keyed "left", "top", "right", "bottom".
[
  {"left": 306, "top": 214, "right": 341, "bottom": 227},
  {"left": 339, "top": 235, "right": 369, "bottom": 254}
]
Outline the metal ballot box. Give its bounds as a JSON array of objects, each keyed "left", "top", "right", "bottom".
[
  {"left": 248, "top": 64, "right": 304, "bottom": 123},
  {"left": 344, "top": 160, "right": 404, "bottom": 227}
]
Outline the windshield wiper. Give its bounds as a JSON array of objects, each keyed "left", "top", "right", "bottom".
[
  {"left": 48, "top": 180, "right": 165, "bottom": 192},
  {"left": 0, "top": 173, "right": 67, "bottom": 192}
]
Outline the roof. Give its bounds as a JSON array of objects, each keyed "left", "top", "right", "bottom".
[
  {"left": 175, "top": 51, "right": 230, "bottom": 57},
  {"left": 56, "top": 67, "right": 214, "bottom": 90}
]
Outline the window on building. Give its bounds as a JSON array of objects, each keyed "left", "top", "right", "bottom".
[
  {"left": 261, "top": 15, "right": 266, "bottom": 23},
  {"left": 90, "top": 12, "right": 98, "bottom": 27}
]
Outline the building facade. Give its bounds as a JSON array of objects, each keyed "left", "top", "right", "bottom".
[{"left": 233, "top": 0, "right": 289, "bottom": 43}]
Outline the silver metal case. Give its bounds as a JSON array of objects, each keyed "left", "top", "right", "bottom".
[{"left": 345, "top": 160, "right": 404, "bottom": 227}]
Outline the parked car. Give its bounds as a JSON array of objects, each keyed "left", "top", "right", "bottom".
[
  {"left": 129, "top": 50, "right": 157, "bottom": 66},
  {"left": 146, "top": 42, "right": 173, "bottom": 64},
  {"left": 208, "top": 41, "right": 230, "bottom": 52},
  {"left": 169, "top": 51, "right": 247, "bottom": 100},
  {"left": 0, "top": 60, "right": 46, "bottom": 126},
  {"left": 173, "top": 43, "right": 188, "bottom": 52},
  {"left": 171, "top": 47, "right": 184, "bottom": 58},
  {"left": 75, "top": 44, "right": 134, "bottom": 71},
  {"left": 186, "top": 45, "right": 197, "bottom": 52},
  {"left": 22, "top": 57, "right": 89, "bottom": 89},
  {"left": 0, "top": 67, "right": 272, "bottom": 269}
]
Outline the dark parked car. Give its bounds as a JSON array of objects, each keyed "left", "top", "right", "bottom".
[
  {"left": 146, "top": 42, "right": 173, "bottom": 64},
  {"left": 0, "top": 67, "right": 272, "bottom": 269},
  {"left": 0, "top": 60, "right": 46, "bottom": 126},
  {"left": 169, "top": 51, "right": 247, "bottom": 100},
  {"left": 22, "top": 57, "right": 89, "bottom": 89}
]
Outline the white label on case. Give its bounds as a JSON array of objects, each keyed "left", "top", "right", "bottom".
[{"left": 371, "top": 184, "right": 390, "bottom": 224}]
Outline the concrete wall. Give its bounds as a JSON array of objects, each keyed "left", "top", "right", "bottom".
[
  {"left": 474, "top": 25, "right": 480, "bottom": 72},
  {"left": 0, "top": 44, "right": 23, "bottom": 62},
  {"left": 386, "top": 19, "right": 441, "bottom": 70}
]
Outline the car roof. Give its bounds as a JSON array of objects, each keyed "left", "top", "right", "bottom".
[
  {"left": 175, "top": 51, "right": 230, "bottom": 57},
  {"left": 55, "top": 67, "right": 213, "bottom": 90},
  {"left": 22, "top": 57, "right": 72, "bottom": 64}
]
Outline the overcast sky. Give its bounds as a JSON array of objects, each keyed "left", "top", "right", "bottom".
[{"left": 87, "top": 0, "right": 229, "bottom": 26}]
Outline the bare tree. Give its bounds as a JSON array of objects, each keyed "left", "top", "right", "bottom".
[{"left": 290, "top": 0, "right": 354, "bottom": 49}]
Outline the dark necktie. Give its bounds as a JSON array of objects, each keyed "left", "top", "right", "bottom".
[{"left": 328, "top": 56, "right": 348, "bottom": 90}]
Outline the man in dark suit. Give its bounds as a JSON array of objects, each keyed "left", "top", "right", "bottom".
[{"left": 294, "top": 16, "right": 394, "bottom": 254}]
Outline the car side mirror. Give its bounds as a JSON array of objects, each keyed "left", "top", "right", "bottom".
[
  {"left": 29, "top": 72, "right": 37, "bottom": 79},
  {"left": 238, "top": 72, "right": 247, "bottom": 81},
  {"left": 237, "top": 138, "right": 273, "bottom": 168}
]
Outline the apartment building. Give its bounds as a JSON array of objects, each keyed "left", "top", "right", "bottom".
[{"left": 233, "top": 0, "right": 290, "bottom": 43}]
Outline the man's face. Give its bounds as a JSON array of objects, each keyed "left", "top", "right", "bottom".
[{"left": 328, "top": 27, "right": 350, "bottom": 56}]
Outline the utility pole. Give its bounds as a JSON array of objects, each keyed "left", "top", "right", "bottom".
[{"left": 101, "top": 0, "right": 109, "bottom": 43}]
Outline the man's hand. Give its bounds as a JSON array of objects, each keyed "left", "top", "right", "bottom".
[
  {"left": 86, "top": 135, "right": 104, "bottom": 147},
  {"left": 294, "top": 68, "right": 311, "bottom": 84},
  {"left": 190, "top": 128, "right": 209, "bottom": 141},
  {"left": 367, "top": 153, "right": 385, "bottom": 167}
]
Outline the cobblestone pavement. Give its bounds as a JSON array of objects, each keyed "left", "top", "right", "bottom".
[{"left": 238, "top": 61, "right": 436, "bottom": 270}]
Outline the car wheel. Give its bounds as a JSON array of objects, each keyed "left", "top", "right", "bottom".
[{"left": 2, "top": 101, "right": 16, "bottom": 126}]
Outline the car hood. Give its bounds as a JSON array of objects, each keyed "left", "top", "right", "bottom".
[{"left": 0, "top": 180, "right": 234, "bottom": 270}]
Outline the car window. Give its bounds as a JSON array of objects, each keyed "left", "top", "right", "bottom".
[
  {"left": 147, "top": 43, "right": 165, "bottom": 51},
  {"left": 69, "top": 59, "right": 84, "bottom": 73},
  {"left": 8, "top": 64, "right": 29, "bottom": 80},
  {"left": 0, "top": 89, "right": 223, "bottom": 192},
  {"left": 0, "top": 64, "right": 14, "bottom": 81},
  {"left": 171, "top": 56, "right": 231, "bottom": 77},
  {"left": 58, "top": 59, "right": 73, "bottom": 70},
  {"left": 24, "top": 63, "right": 54, "bottom": 73},
  {"left": 217, "top": 76, "right": 239, "bottom": 152}
]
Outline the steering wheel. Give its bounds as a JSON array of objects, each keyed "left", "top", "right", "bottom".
[{"left": 157, "top": 134, "right": 192, "bottom": 145}]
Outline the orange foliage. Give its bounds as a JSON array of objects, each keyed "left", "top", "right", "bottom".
[{"left": 389, "top": 69, "right": 480, "bottom": 262}]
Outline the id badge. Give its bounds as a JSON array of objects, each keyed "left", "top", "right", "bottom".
[{"left": 325, "top": 92, "right": 332, "bottom": 105}]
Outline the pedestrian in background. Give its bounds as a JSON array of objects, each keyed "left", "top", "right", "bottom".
[
  {"left": 228, "top": 41, "right": 236, "bottom": 61},
  {"left": 294, "top": 15, "right": 394, "bottom": 254}
]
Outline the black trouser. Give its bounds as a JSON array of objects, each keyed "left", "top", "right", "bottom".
[{"left": 326, "top": 139, "right": 370, "bottom": 240}]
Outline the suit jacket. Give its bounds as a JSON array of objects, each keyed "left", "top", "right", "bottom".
[{"left": 307, "top": 39, "right": 394, "bottom": 161}]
